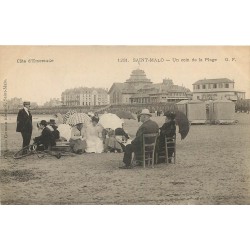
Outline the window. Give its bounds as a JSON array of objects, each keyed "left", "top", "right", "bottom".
[
  {"left": 197, "top": 85, "right": 200, "bottom": 89},
  {"left": 202, "top": 85, "right": 206, "bottom": 89},
  {"left": 225, "top": 83, "right": 229, "bottom": 88},
  {"left": 213, "top": 84, "right": 217, "bottom": 88},
  {"left": 197, "top": 96, "right": 200, "bottom": 99}
]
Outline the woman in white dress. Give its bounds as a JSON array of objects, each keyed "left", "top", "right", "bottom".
[{"left": 85, "top": 116, "right": 104, "bottom": 153}]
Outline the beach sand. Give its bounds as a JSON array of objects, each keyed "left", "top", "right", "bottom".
[{"left": 1, "top": 113, "right": 250, "bottom": 204}]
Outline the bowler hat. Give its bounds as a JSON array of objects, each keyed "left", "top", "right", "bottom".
[
  {"left": 40, "top": 120, "right": 47, "bottom": 126},
  {"left": 49, "top": 119, "right": 56, "bottom": 125},
  {"left": 139, "top": 109, "right": 152, "bottom": 116}
]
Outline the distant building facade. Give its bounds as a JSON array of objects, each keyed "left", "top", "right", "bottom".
[
  {"left": 192, "top": 78, "right": 246, "bottom": 101},
  {"left": 61, "top": 87, "right": 109, "bottom": 106},
  {"left": 43, "top": 98, "right": 62, "bottom": 107},
  {"left": 108, "top": 69, "right": 192, "bottom": 104},
  {"left": 0, "top": 97, "right": 38, "bottom": 110}
]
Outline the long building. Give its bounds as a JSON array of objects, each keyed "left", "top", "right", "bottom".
[
  {"left": 108, "top": 69, "right": 192, "bottom": 104},
  {"left": 192, "top": 78, "right": 245, "bottom": 101},
  {"left": 61, "top": 87, "right": 109, "bottom": 106}
]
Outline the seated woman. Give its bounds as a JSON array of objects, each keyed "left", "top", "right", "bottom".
[
  {"left": 69, "top": 123, "right": 87, "bottom": 154},
  {"left": 103, "top": 128, "right": 123, "bottom": 153},
  {"left": 114, "top": 126, "right": 131, "bottom": 152},
  {"left": 34, "top": 120, "right": 56, "bottom": 150},
  {"left": 85, "top": 116, "right": 104, "bottom": 153},
  {"left": 157, "top": 111, "right": 176, "bottom": 163}
]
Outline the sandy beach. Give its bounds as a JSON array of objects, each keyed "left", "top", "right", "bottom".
[{"left": 1, "top": 113, "right": 250, "bottom": 205}]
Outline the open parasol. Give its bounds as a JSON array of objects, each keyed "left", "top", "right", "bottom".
[
  {"left": 57, "top": 124, "right": 72, "bottom": 141},
  {"left": 113, "top": 110, "right": 136, "bottom": 120},
  {"left": 99, "top": 113, "right": 123, "bottom": 130},
  {"left": 63, "top": 110, "right": 77, "bottom": 124},
  {"left": 66, "top": 113, "right": 91, "bottom": 126},
  {"left": 175, "top": 110, "right": 190, "bottom": 140}
]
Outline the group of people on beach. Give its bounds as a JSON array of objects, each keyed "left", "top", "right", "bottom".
[{"left": 16, "top": 101, "right": 177, "bottom": 168}]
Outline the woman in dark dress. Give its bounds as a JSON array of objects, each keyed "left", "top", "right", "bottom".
[{"left": 157, "top": 111, "right": 176, "bottom": 163}]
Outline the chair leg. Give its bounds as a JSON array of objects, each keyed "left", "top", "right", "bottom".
[
  {"left": 143, "top": 151, "right": 145, "bottom": 168},
  {"left": 152, "top": 152, "right": 155, "bottom": 168},
  {"left": 155, "top": 152, "right": 158, "bottom": 164},
  {"left": 166, "top": 145, "right": 169, "bottom": 165},
  {"left": 173, "top": 142, "right": 176, "bottom": 164}
]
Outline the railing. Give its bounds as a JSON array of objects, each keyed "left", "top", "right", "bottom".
[{"left": 0, "top": 102, "right": 178, "bottom": 115}]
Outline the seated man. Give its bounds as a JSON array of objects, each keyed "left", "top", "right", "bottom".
[
  {"left": 47, "top": 119, "right": 60, "bottom": 140},
  {"left": 120, "top": 109, "right": 159, "bottom": 169},
  {"left": 34, "top": 120, "right": 56, "bottom": 150}
]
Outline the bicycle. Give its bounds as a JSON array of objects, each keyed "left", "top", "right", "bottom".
[
  {"left": 13, "top": 144, "right": 46, "bottom": 159},
  {"left": 13, "top": 143, "right": 74, "bottom": 159}
]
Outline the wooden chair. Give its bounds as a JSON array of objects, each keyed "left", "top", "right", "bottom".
[
  {"left": 156, "top": 135, "right": 176, "bottom": 165},
  {"left": 133, "top": 133, "right": 158, "bottom": 168}
]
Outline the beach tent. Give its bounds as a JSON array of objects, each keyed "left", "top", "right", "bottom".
[
  {"left": 176, "top": 100, "right": 207, "bottom": 124},
  {"left": 176, "top": 100, "right": 188, "bottom": 115},
  {"left": 209, "top": 99, "right": 235, "bottom": 124}
]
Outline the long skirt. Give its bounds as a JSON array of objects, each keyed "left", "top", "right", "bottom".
[
  {"left": 69, "top": 139, "right": 87, "bottom": 153},
  {"left": 85, "top": 136, "right": 104, "bottom": 153},
  {"left": 104, "top": 137, "right": 123, "bottom": 152}
]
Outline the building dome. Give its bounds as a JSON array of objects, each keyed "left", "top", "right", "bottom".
[{"left": 125, "top": 69, "right": 152, "bottom": 84}]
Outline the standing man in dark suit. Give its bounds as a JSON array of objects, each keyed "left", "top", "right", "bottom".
[
  {"left": 16, "top": 101, "right": 33, "bottom": 148},
  {"left": 120, "top": 109, "right": 159, "bottom": 169}
]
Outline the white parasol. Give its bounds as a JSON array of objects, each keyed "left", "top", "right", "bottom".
[
  {"left": 57, "top": 124, "right": 72, "bottom": 141},
  {"left": 99, "top": 113, "right": 123, "bottom": 130}
]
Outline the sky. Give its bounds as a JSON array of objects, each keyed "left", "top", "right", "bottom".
[{"left": 0, "top": 46, "right": 249, "bottom": 105}]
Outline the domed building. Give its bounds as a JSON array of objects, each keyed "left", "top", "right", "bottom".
[
  {"left": 125, "top": 69, "right": 152, "bottom": 86},
  {"left": 108, "top": 69, "right": 192, "bottom": 104}
]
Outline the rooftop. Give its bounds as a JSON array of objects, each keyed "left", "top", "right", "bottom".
[
  {"left": 193, "top": 78, "right": 234, "bottom": 85},
  {"left": 62, "top": 87, "right": 108, "bottom": 94}
]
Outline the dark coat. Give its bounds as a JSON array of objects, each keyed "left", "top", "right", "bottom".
[
  {"left": 159, "top": 120, "right": 176, "bottom": 138},
  {"left": 157, "top": 120, "right": 176, "bottom": 151},
  {"left": 16, "top": 108, "right": 33, "bottom": 133},
  {"left": 132, "top": 119, "right": 159, "bottom": 156},
  {"left": 34, "top": 127, "right": 56, "bottom": 149}
]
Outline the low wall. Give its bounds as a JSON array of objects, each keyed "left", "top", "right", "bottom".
[{"left": 0, "top": 103, "right": 178, "bottom": 115}]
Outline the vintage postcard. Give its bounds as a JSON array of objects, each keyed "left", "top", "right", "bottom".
[{"left": 0, "top": 46, "right": 249, "bottom": 205}]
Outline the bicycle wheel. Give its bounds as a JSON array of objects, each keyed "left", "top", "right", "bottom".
[{"left": 13, "top": 145, "right": 34, "bottom": 159}]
